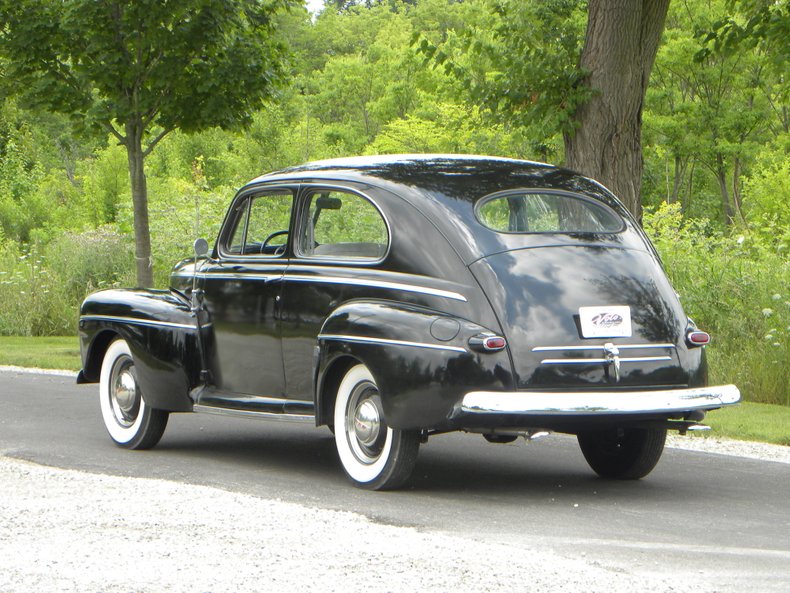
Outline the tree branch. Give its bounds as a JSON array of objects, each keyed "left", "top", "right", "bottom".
[{"left": 142, "top": 126, "right": 174, "bottom": 157}]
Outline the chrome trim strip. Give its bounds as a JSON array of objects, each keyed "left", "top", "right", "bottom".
[
  {"left": 318, "top": 334, "right": 467, "bottom": 353},
  {"left": 540, "top": 356, "right": 673, "bottom": 365},
  {"left": 173, "top": 272, "right": 282, "bottom": 283},
  {"left": 287, "top": 275, "right": 467, "bottom": 302},
  {"left": 80, "top": 315, "right": 196, "bottom": 331},
  {"left": 193, "top": 404, "right": 314, "bottom": 423},
  {"left": 532, "top": 343, "right": 676, "bottom": 352},
  {"left": 460, "top": 384, "right": 741, "bottom": 416},
  {"left": 173, "top": 271, "right": 467, "bottom": 302}
]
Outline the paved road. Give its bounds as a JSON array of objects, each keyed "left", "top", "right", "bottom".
[{"left": 2, "top": 370, "right": 789, "bottom": 592}]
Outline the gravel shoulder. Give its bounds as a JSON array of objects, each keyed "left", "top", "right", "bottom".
[{"left": 0, "top": 455, "right": 708, "bottom": 593}]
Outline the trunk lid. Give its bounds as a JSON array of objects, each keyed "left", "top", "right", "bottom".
[{"left": 469, "top": 245, "right": 691, "bottom": 390}]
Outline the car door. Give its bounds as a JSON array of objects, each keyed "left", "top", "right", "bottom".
[
  {"left": 279, "top": 186, "right": 391, "bottom": 401},
  {"left": 199, "top": 187, "right": 295, "bottom": 397}
]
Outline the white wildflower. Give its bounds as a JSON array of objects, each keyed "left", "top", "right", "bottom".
[
  {"left": 773, "top": 294, "right": 782, "bottom": 301},
  {"left": 736, "top": 236, "right": 745, "bottom": 245},
  {"left": 762, "top": 308, "right": 774, "bottom": 317}
]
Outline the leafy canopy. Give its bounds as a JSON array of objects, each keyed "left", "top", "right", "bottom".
[{"left": 0, "top": 0, "right": 293, "bottom": 146}]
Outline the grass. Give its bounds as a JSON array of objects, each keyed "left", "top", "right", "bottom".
[
  {"left": 1, "top": 336, "right": 787, "bottom": 446},
  {"left": 0, "top": 336, "right": 82, "bottom": 371},
  {"left": 702, "top": 401, "right": 790, "bottom": 446}
]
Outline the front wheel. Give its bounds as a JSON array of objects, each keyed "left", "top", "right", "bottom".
[
  {"left": 333, "top": 364, "right": 420, "bottom": 490},
  {"left": 99, "top": 339, "right": 169, "bottom": 450},
  {"left": 577, "top": 426, "right": 666, "bottom": 480}
]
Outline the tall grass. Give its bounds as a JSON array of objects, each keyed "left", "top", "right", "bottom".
[
  {"left": 0, "top": 227, "right": 134, "bottom": 335},
  {"left": 644, "top": 203, "right": 788, "bottom": 406}
]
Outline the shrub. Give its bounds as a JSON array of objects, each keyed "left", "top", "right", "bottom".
[
  {"left": 0, "top": 228, "right": 133, "bottom": 336},
  {"left": 644, "top": 202, "right": 789, "bottom": 405}
]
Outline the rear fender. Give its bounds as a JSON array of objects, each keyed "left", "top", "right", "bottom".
[
  {"left": 315, "top": 300, "right": 514, "bottom": 430},
  {"left": 78, "top": 289, "right": 200, "bottom": 412}
]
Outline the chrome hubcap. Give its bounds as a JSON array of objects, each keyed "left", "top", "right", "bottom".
[
  {"left": 346, "top": 382, "right": 387, "bottom": 464},
  {"left": 109, "top": 356, "right": 140, "bottom": 427},
  {"left": 353, "top": 400, "right": 381, "bottom": 447}
]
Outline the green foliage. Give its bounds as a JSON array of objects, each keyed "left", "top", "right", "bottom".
[
  {"left": 0, "top": 228, "right": 134, "bottom": 335},
  {"left": 644, "top": 203, "right": 789, "bottom": 406},
  {"left": 0, "top": 0, "right": 294, "bottom": 135},
  {"left": 741, "top": 143, "right": 790, "bottom": 250},
  {"left": 643, "top": 0, "right": 786, "bottom": 223}
]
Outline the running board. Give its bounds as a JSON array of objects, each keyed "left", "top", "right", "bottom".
[
  {"left": 192, "top": 389, "right": 315, "bottom": 423},
  {"left": 193, "top": 404, "right": 315, "bottom": 423}
]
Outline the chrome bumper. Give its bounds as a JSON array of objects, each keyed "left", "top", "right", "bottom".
[{"left": 460, "top": 384, "right": 741, "bottom": 416}]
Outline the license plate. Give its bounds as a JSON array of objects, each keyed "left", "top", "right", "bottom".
[{"left": 579, "top": 306, "right": 632, "bottom": 338}]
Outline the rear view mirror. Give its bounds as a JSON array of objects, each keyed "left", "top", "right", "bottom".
[{"left": 315, "top": 196, "right": 342, "bottom": 210}]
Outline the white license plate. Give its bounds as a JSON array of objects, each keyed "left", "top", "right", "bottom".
[{"left": 579, "top": 306, "right": 632, "bottom": 338}]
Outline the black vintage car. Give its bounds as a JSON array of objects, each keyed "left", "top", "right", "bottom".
[{"left": 78, "top": 155, "right": 740, "bottom": 489}]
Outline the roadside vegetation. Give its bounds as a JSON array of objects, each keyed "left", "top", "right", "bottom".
[{"left": 0, "top": 1, "right": 787, "bottom": 410}]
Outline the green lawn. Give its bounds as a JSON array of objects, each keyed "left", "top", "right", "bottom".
[
  {"left": 1, "top": 336, "right": 787, "bottom": 446},
  {"left": 0, "top": 336, "right": 82, "bottom": 371},
  {"left": 703, "top": 401, "right": 790, "bottom": 446}
]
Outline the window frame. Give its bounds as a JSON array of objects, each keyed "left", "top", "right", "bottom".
[
  {"left": 217, "top": 187, "right": 296, "bottom": 260},
  {"left": 293, "top": 184, "right": 391, "bottom": 265},
  {"left": 474, "top": 189, "right": 626, "bottom": 235}
]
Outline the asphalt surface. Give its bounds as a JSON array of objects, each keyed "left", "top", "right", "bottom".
[{"left": 2, "top": 370, "right": 789, "bottom": 592}]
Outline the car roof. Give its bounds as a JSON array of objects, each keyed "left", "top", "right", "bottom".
[{"left": 249, "top": 154, "right": 636, "bottom": 264}]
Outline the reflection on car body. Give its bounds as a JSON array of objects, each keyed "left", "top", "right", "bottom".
[{"left": 78, "top": 155, "right": 740, "bottom": 489}]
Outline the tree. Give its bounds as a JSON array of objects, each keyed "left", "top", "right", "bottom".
[
  {"left": 417, "top": 0, "right": 670, "bottom": 219},
  {"left": 565, "top": 0, "right": 670, "bottom": 219},
  {"left": 0, "top": 0, "right": 293, "bottom": 286}
]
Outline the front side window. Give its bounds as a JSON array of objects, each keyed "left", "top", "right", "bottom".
[
  {"left": 298, "top": 190, "right": 388, "bottom": 260},
  {"left": 224, "top": 191, "right": 293, "bottom": 256},
  {"left": 476, "top": 191, "right": 623, "bottom": 234}
]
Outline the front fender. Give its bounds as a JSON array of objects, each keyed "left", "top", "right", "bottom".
[
  {"left": 78, "top": 289, "right": 200, "bottom": 412},
  {"left": 315, "top": 300, "right": 514, "bottom": 430}
]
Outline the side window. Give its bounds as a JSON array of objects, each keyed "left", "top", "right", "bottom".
[
  {"left": 298, "top": 190, "right": 388, "bottom": 260},
  {"left": 476, "top": 191, "right": 623, "bottom": 234},
  {"left": 224, "top": 191, "right": 293, "bottom": 256}
]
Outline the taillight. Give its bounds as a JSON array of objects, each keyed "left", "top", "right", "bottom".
[
  {"left": 469, "top": 334, "right": 507, "bottom": 352},
  {"left": 686, "top": 330, "right": 711, "bottom": 347}
]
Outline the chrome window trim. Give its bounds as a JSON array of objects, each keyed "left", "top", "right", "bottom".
[
  {"left": 287, "top": 274, "right": 468, "bottom": 302},
  {"left": 294, "top": 184, "right": 393, "bottom": 265},
  {"left": 474, "top": 188, "right": 626, "bottom": 235},
  {"left": 216, "top": 186, "right": 296, "bottom": 261},
  {"left": 319, "top": 334, "right": 466, "bottom": 353},
  {"left": 80, "top": 315, "right": 197, "bottom": 331}
]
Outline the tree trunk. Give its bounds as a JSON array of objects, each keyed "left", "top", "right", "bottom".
[
  {"left": 125, "top": 120, "right": 154, "bottom": 287},
  {"left": 564, "top": 0, "right": 670, "bottom": 221},
  {"left": 670, "top": 155, "right": 687, "bottom": 204},
  {"left": 715, "top": 153, "right": 735, "bottom": 225}
]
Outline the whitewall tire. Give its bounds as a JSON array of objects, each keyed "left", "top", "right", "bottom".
[
  {"left": 99, "top": 339, "right": 168, "bottom": 450},
  {"left": 333, "top": 364, "right": 419, "bottom": 490}
]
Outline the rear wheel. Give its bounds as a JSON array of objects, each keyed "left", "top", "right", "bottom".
[
  {"left": 333, "top": 364, "right": 420, "bottom": 490},
  {"left": 99, "top": 339, "right": 168, "bottom": 450},
  {"left": 577, "top": 426, "right": 666, "bottom": 479}
]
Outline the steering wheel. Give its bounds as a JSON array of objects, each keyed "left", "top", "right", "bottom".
[{"left": 261, "top": 230, "right": 289, "bottom": 255}]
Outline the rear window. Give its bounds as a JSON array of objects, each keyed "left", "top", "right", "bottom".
[{"left": 476, "top": 191, "right": 623, "bottom": 234}]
